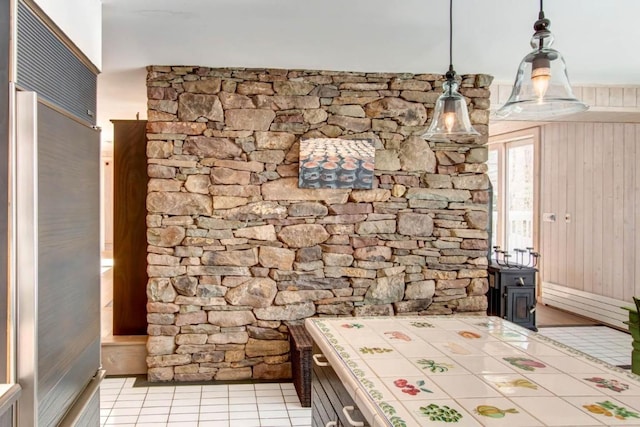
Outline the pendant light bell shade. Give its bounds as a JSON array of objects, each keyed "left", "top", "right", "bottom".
[
  {"left": 422, "top": 0, "right": 480, "bottom": 141},
  {"left": 423, "top": 78, "right": 480, "bottom": 140},
  {"left": 496, "top": 4, "right": 588, "bottom": 120}
]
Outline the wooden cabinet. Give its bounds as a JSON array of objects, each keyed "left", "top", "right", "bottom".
[
  {"left": 112, "top": 120, "right": 148, "bottom": 335},
  {"left": 311, "top": 343, "right": 369, "bottom": 427}
]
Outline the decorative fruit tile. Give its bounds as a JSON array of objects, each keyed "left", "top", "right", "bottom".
[
  {"left": 488, "top": 330, "right": 530, "bottom": 341},
  {"left": 510, "top": 396, "right": 605, "bottom": 426},
  {"left": 447, "top": 355, "right": 517, "bottom": 375},
  {"left": 562, "top": 396, "right": 640, "bottom": 425},
  {"left": 407, "top": 356, "right": 470, "bottom": 375},
  {"left": 523, "top": 373, "right": 607, "bottom": 397},
  {"left": 612, "top": 394, "right": 640, "bottom": 413},
  {"left": 501, "top": 356, "right": 560, "bottom": 373},
  {"left": 379, "top": 375, "right": 447, "bottom": 400},
  {"left": 456, "top": 397, "right": 544, "bottom": 426},
  {"left": 430, "top": 374, "right": 502, "bottom": 399},
  {"left": 399, "top": 398, "right": 482, "bottom": 426},
  {"left": 479, "top": 374, "right": 553, "bottom": 397},
  {"left": 574, "top": 373, "right": 640, "bottom": 396},
  {"left": 431, "top": 340, "right": 487, "bottom": 357}
]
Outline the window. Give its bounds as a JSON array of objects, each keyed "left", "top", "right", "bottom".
[{"left": 488, "top": 129, "right": 540, "bottom": 257}]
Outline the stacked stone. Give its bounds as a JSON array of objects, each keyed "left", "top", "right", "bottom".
[{"left": 145, "top": 66, "right": 492, "bottom": 382}]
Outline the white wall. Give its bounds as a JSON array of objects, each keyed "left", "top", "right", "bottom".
[{"left": 34, "top": 0, "right": 102, "bottom": 69}]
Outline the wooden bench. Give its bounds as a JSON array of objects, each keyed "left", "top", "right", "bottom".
[{"left": 287, "top": 323, "right": 312, "bottom": 407}]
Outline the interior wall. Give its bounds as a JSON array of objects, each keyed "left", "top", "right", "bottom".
[
  {"left": 145, "top": 66, "right": 492, "bottom": 382},
  {"left": 540, "top": 121, "right": 640, "bottom": 303},
  {"left": 0, "top": 0, "right": 10, "bottom": 384}
]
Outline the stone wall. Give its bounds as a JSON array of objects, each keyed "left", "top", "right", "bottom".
[{"left": 145, "top": 66, "right": 492, "bottom": 382}]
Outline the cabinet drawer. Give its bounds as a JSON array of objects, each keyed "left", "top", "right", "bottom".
[{"left": 312, "top": 344, "right": 369, "bottom": 427}]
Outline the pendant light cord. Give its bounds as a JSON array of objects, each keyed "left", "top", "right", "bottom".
[{"left": 449, "top": 0, "right": 453, "bottom": 72}]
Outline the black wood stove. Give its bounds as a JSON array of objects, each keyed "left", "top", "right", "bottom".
[{"left": 487, "top": 247, "right": 539, "bottom": 331}]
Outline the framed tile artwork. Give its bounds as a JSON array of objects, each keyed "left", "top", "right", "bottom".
[{"left": 298, "top": 138, "right": 375, "bottom": 189}]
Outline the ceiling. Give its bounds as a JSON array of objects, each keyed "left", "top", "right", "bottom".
[{"left": 98, "top": 0, "right": 640, "bottom": 141}]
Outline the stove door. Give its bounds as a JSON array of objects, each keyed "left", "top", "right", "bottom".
[{"left": 506, "top": 286, "right": 537, "bottom": 331}]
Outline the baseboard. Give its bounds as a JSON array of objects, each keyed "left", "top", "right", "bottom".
[
  {"left": 101, "top": 335, "right": 147, "bottom": 376},
  {"left": 541, "top": 282, "right": 631, "bottom": 330}
]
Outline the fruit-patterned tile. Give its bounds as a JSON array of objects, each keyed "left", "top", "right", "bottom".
[
  {"left": 488, "top": 330, "right": 530, "bottom": 341},
  {"left": 507, "top": 340, "right": 570, "bottom": 356},
  {"left": 379, "top": 375, "right": 447, "bottom": 400},
  {"left": 562, "top": 396, "right": 640, "bottom": 425},
  {"left": 363, "top": 356, "right": 424, "bottom": 379},
  {"left": 534, "top": 355, "right": 607, "bottom": 373},
  {"left": 479, "top": 374, "right": 553, "bottom": 397},
  {"left": 430, "top": 374, "right": 501, "bottom": 398},
  {"left": 499, "top": 355, "right": 560, "bottom": 374},
  {"left": 369, "top": 400, "right": 419, "bottom": 427},
  {"left": 572, "top": 373, "right": 640, "bottom": 396},
  {"left": 431, "top": 340, "right": 485, "bottom": 357},
  {"left": 379, "top": 328, "right": 422, "bottom": 344},
  {"left": 351, "top": 342, "right": 400, "bottom": 359},
  {"left": 523, "top": 373, "right": 607, "bottom": 396},
  {"left": 509, "top": 397, "right": 604, "bottom": 426},
  {"left": 456, "top": 397, "right": 544, "bottom": 426},
  {"left": 448, "top": 355, "right": 517, "bottom": 375},
  {"left": 407, "top": 356, "right": 471, "bottom": 376},
  {"left": 399, "top": 398, "right": 482, "bottom": 426}
]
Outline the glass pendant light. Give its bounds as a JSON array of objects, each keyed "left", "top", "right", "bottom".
[
  {"left": 496, "top": 0, "right": 588, "bottom": 119},
  {"left": 423, "top": 0, "right": 479, "bottom": 141}
]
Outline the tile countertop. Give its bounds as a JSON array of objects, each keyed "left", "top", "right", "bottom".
[{"left": 304, "top": 316, "right": 640, "bottom": 427}]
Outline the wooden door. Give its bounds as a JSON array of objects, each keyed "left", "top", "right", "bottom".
[{"left": 112, "top": 120, "right": 148, "bottom": 335}]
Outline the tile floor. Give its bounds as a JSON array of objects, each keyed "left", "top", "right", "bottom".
[
  {"left": 538, "top": 325, "right": 633, "bottom": 367},
  {"left": 100, "top": 379, "right": 311, "bottom": 427},
  {"left": 100, "top": 325, "right": 633, "bottom": 427}
]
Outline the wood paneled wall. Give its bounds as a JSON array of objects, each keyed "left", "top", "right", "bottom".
[{"left": 540, "top": 122, "right": 640, "bottom": 302}]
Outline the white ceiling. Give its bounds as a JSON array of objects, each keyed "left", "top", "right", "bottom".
[{"left": 98, "top": 0, "right": 640, "bottom": 142}]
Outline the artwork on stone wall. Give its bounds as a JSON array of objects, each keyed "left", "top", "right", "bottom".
[{"left": 298, "top": 138, "right": 375, "bottom": 189}]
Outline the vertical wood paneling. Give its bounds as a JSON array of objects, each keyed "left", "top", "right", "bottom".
[
  {"left": 582, "top": 123, "right": 594, "bottom": 294},
  {"left": 601, "top": 124, "right": 615, "bottom": 298},
  {"left": 574, "top": 124, "right": 585, "bottom": 290},
  {"left": 609, "top": 88, "right": 624, "bottom": 107},
  {"left": 565, "top": 123, "right": 577, "bottom": 289},
  {"left": 611, "top": 124, "right": 624, "bottom": 300},
  {"left": 592, "top": 123, "right": 604, "bottom": 295},
  {"left": 549, "top": 125, "right": 561, "bottom": 283},
  {"left": 623, "top": 124, "right": 635, "bottom": 301},
  {"left": 540, "top": 121, "right": 640, "bottom": 305},
  {"left": 623, "top": 88, "right": 637, "bottom": 108},
  {"left": 557, "top": 124, "right": 568, "bottom": 287},
  {"left": 541, "top": 128, "right": 551, "bottom": 284}
]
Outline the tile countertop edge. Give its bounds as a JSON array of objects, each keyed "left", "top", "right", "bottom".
[{"left": 305, "top": 317, "right": 391, "bottom": 427}]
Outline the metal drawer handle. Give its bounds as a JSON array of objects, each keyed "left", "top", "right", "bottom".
[
  {"left": 517, "top": 277, "right": 525, "bottom": 285},
  {"left": 312, "top": 353, "right": 330, "bottom": 367},
  {"left": 326, "top": 421, "right": 338, "bottom": 427},
  {"left": 343, "top": 406, "right": 365, "bottom": 427}
]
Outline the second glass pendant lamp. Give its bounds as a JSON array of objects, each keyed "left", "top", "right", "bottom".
[{"left": 496, "top": 0, "right": 588, "bottom": 119}]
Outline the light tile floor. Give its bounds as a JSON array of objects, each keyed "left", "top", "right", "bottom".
[
  {"left": 100, "top": 379, "right": 311, "bottom": 427},
  {"left": 538, "top": 325, "right": 633, "bottom": 367},
  {"left": 100, "top": 325, "right": 633, "bottom": 427}
]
